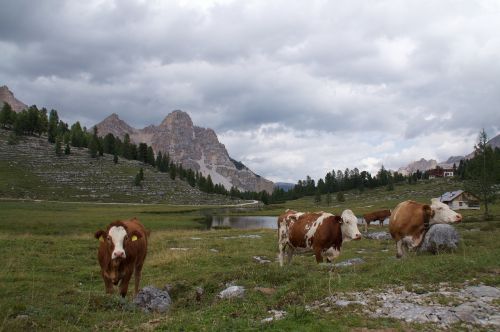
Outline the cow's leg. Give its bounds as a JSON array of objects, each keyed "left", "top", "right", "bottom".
[
  {"left": 119, "top": 271, "right": 133, "bottom": 298},
  {"left": 314, "top": 248, "right": 323, "bottom": 263},
  {"left": 396, "top": 239, "right": 404, "bottom": 258},
  {"left": 134, "top": 264, "right": 144, "bottom": 295},
  {"left": 102, "top": 272, "right": 114, "bottom": 294}
]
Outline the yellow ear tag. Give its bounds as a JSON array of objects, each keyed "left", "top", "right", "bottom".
[
  {"left": 131, "top": 235, "right": 138, "bottom": 242},
  {"left": 99, "top": 235, "right": 104, "bottom": 242}
]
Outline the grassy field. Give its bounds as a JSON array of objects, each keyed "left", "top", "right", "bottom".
[{"left": 1, "top": 181, "right": 499, "bottom": 331}]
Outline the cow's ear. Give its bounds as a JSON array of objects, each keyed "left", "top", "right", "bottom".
[
  {"left": 95, "top": 230, "right": 106, "bottom": 242},
  {"left": 337, "top": 216, "right": 344, "bottom": 223},
  {"left": 430, "top": 210, "right": 435, "bottom": 218},
  {"left": 130, "top": 230, "right": 142, "bottom": 241}
]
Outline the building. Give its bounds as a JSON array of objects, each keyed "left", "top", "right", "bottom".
[
  {"left": 438, "top": 190, "right": 480, "bottom": 210},
  {"left": 428, "top": 167, "right": 454, "bottom": 179}
]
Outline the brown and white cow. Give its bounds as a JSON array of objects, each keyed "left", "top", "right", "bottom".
[
  {"left": 94, "top": 217, "right": 149, "bottom": 297},
  {"left": 389, "top": 199, "right": 462, "bottom": 258},
  {"left": 278, "top": 209, "right": 362, "bottom": 266},
  {"left": 363, "top": 209, "right": 391, "bottom": 232}
]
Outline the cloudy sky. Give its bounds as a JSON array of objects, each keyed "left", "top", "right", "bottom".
[{"left": 1, "top": 0, "right": 499, "bottom": 183}]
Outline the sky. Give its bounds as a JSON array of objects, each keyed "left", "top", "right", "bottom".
[{"left": 1, "top": 0, "right": 499, "bottom": 183}]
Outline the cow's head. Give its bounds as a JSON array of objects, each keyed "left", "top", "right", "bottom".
[
  {"left": 430, "top": 198, "right": 462, "bottom": 224},
  {"left": 340, "top": 209, "right": 362, "bottom": 241},
  {"left": 95, "top": 221, "right": 143, "bottom": 260}
]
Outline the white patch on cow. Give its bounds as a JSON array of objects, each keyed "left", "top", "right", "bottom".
[
  {"left": 109, "top": 226, "right": 127, "bottom": 259},
  {"left": 430, "top": 199, "right": 462, "bottom": 224},
  {"left": 304, "top": 213, "right": 330, "bottom": 248},
  {"left": 323, "top": 246, "right": 341, "bottom": 261},
  {"left": 340, "top": 210, "right": 362, "bottom": 241}
]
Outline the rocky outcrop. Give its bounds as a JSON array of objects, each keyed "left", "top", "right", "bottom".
[
  {"left": 0, "top": 85, "right": 28, "bottom": 112},
  {"left": 95, "top": 110, "right": 274, "bottom": 193},
  {"left": 398, "top": 158, "right": 438, "bottom": 176}
]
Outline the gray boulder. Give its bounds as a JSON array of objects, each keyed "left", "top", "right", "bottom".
[
  {"left": 419, "top": 224, "right": 459, "bottom": 254},
  {"left": 217, "top": 286, "right": 245, "bottom": 299},
  {"left": 133, "top": 286, "right": 172, "bottom": 313}
]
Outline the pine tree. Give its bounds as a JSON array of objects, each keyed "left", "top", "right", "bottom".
[
  {"left": 64, "top": 143, "right": 71, "bottom": 155},
  {"left": 0, "top": 102, "right": 15, "bottom": 128},
  {"left": 113, "top": 154, "right": 118, "bottom": 164},
  {"left": 325, "top": 192, "right": 332, "bottom": 206},
  {"left": 147, "top": 146, "right": 155, "bottom": 167},
  {"left": 314, "top": 190, "right": 322, "bottom": 205},
  {"left": 336, "top": 192, "right": 345, "bottom": 202},
  {"left": 55, "top": 139, "right": 62, "bottom": 156}
]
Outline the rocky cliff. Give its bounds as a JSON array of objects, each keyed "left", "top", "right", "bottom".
[
  {"left": 95, "top": 110, "right": 274, "bottom": 193},
  {"left": 0, "top": 85, "right": 28, "bottom": 112},
  {"left": 398, "top": 158, "right": 438, "bottom": 175}
]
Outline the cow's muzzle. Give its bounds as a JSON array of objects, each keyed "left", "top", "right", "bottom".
[{"left": 354, "top": 234, "right": 362, "bottom": 240}]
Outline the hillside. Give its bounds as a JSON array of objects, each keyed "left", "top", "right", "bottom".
[{"left": 0, "top": 129, "right": 246, "bottom": 205}]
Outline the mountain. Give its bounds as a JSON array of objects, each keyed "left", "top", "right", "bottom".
[
  {"left": 95, "top": 111, "right": 274, "bottom": 193},
  {"left": 398, "top": 133, "right": 500, "bottom": 174},
  {"left": 0, "top": 85, "right": 28, "bottom": 112},
  {"left": 398, "top": 158, "right": 438, "bottom": 176}
]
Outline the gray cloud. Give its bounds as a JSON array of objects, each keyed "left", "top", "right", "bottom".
[{"left": 1, "top": 0, "right": 499, "bottom": 182}]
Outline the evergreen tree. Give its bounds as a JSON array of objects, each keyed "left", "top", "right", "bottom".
[
  {"left": 70, "top": 122, "right": 85, "bottom": 147},
  {"left": 138, "top": 143, "right": 148, "bottom": 163},
  {"left": 465, "top": 129, "right": 498, "bottom": 219},
  {"left": 147, "top": 146, "right": 155, "bottom": 167},
  {"left": 88, "top": 126, "right": 99, "bottom": 158},
  {"left": 314, "top": 190, "right": 322, "bottom": 205},
  {"left": 113, "top": 153, "right": 118, "bottom": 164},
  {"left": 47, "top": 110, "right": 59, "bottom": 143},
  {"left": 64, "top": 143, "right": 71, "bottom": 155},
  {"left": 325, "top": 192, "right": 332, "bottom": 206},
  {"left": 336, "top": 192, "right": 345, "bottom": 202},
  {"left": 0, "top": 102, "right": 16, "bottom": 128},
  {"left": 55, "top": 139, "right": 62, "bottom": 156}
]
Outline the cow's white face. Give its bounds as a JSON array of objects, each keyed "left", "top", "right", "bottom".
[
  {"left": 109, "top": 226, "right": 127, "bottom": 259},
  {"left": 340, "top": 209, "right": 362, "bottom": 241},
  {"left": 430, "top": 199, "right": 462, "bottom": 224}
]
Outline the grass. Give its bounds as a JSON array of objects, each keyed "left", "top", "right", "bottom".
[{"left": 1, "top": 189, "right": 499, "bottom": 331}]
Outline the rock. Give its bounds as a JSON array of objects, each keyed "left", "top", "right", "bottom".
[
  {"left": 334, "top": 258, "right": 365, "bottom": 267},
  {"left": 419, "top": 224, "right": 459, "bottom": 254},
  {"left": 133, "top": 286, "right": 172, "bottom": 313},
  {"left": 363, "top": 231, "right": 392, "bottom": 240},
  {"left": 254, "top": 287, "right": 276, "bottom": 295},
  {"left": 210, "top": 248, "right": 219, "bottom": 253},
  {"left": 253, "top": 256, "right": 272, "bottom": 264},
  {"left": 195, "top": 287, "right": 204, "bottom": 302},
  {"left": 261, "top": 310, "right": 286, "bottom": 323},
  {"left": 464, "top": 285, "right": 500, "bottom": 299},
  {"left": 218, "top": 286, "right": 245, "bottom": 299}
]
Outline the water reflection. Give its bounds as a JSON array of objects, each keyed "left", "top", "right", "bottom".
[{"left": 211, "top": 216, "right": 277, "bottom": 229}]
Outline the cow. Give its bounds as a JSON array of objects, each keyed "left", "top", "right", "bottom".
[
  {"left": 278, "top": 209, "right": 362, "bottom": 266},
  {"left": 389, "top": 199, "right": 462, "bottom": 258},
  {"left": 363, "top": 209, "right": 391, "bottom": 232},
  {"left": 94, "top": 217, "right": 149, "bottom": 297}
]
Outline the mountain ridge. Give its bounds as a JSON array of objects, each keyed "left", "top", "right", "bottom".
[{"left": 95, "top": 111, "right": 274, "bottom": 193}]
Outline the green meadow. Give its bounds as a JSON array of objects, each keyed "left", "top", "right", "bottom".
[{"left": 1, "top": 180, "right": 499, "bottom": 331}]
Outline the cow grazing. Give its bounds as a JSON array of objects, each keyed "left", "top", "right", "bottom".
[
  {"left": 94, "top": 217, "right": 149, "bottom": 297},
  {"left": 278, "top": 209, "right": 362, "bottom": 266},
  {"left": 389, "top": 199, "right": 462, "bottom": 258},
  {"left": 363, "top": 209, "right": 391, "bottom": 232}
]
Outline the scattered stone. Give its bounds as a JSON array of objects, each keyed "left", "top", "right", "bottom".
[
  {"left": 334, "top": 258, "right": 365, "bottom": 267},
  {"left": 253, "top": 256, "right": 272, "bottom": 264},
  {"left": 133, "top": 286, "right": 172, "bottom": 313},
  {"left": 254, "top": 287, "right": 276, "bottom": 295},
  {"left": 307, "top": 284, "right": 500, "bottom": 329},
  {"left": 169, "top": 247, "right": 190, "bottom": 251},
  {"left": 210, "top": 248, "right": 219, "bottom": 253},
  {"left": 261, "top": 310, "right": 286, "bottom": 323},
  {"left": 363, "top": 231, "right": 392, "bottom": 240},
  {"left": 190, "top": 237, "right": 202, "bottom": 240},
  {"left": 419, "top": 224, "right": 459, "bottom": 254},
  {"left": 195, "top": 287, "right": 204, "bottom": 302},
  {"left": 223, "top": 234, "right": 262, "bottom": 239},
  {"left": 15, "top": 314, "right": 29, "bottom": 321},
  {"left": 217, "top": 286, "right": 245, "bottom": 299}
]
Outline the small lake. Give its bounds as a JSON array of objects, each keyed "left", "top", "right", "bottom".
[
  {"left": 211, "top": 216, "right": 277, "bottom": 229},
  {"left": 209, "top": 216, "right": 390, "bottom": 230}
]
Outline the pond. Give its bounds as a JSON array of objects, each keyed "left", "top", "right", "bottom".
[
  {"left": 209, "top": 215, "right": 390, "bottom": 230},
  {"left": 210, "top": 216, "right": 277, "bottom": 229}
]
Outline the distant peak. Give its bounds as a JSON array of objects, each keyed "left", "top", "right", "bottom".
[{"left": 160, "top": 110, "right": 193, "bottom": 127}]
